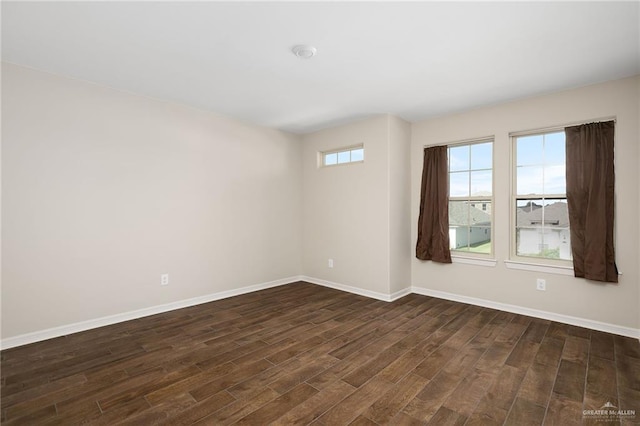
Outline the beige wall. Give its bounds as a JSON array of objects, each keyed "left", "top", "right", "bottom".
[
  {"left": 1, "top": 63, "right": 303, "bottom": 338},
  {"left": 301, "top": 115, "right": 412, "bottom": 297},
  {"left": 2, "top": 62, "right": 638, "bottom": 342},
  {"left": 302, "top": 116, "right": 391, "bottom": 295},
  {"left": 388, "top": 116, "right": 412, "bottom": 293},
  {"left": 637, "top": 77, "right": 640, "bottom": 332},
  {"left": 411, "top": 76, "right": 640, "bottom": 330}
]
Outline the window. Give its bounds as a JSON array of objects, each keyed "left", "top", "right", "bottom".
[
  {"left": 513, "top": 130, "right": 572, "bottom": 262},
  {"left": 448, "top": 140, "right": 493, "bottom": 255},
  {"left": 321, "top": 145, "right": 364, "bottom": 167}
]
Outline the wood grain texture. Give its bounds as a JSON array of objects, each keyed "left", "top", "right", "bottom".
[{"left": 2, "top": 281, "right": 638, "bottom": 425}]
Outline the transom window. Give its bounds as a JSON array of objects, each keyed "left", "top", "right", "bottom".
[
  {"left": 448, "top": 140, "right": 493, "bottom": 255},
  {"left": 322, "top": 145, "right": 364, "bottom": 167},
  {"left": 513, "top": 130, "right": 572, "bottom": 262}
]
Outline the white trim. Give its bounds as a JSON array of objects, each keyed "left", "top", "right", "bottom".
[
  {"left": 504, "top": 260, "right": 574, "bottom": 276},
  {"left": 0, "top": 276, "right": 301, "bottom": 350},
  {"left": 452, "top": 256, "right": 497, "bottom": 267},
  {"left": 300, "top": 275, "right": 404, "bottom": 302},
  {"left": 389, "top": 287, "right": 413, "bottom": 301},
  {"left": 3, "top": 276, "right": 637, "bottom": 349},
  {"left": 411, "top": 286, "right": 639, "bottom": 339}
]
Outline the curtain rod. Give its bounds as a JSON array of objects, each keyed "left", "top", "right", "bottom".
[
  {"left": 509, "top": 116, "right": 617, "bottom": 137},
  {"left": 423, "top": 135, "right": 494, "bottom": 148},
  {"left": 422, "top": 116, "right": 617, "bottom": 147}
]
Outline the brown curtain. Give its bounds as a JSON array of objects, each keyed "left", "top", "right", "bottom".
[
  {"left": 565, "top": 121, "right": 617, "bottom": 283},
  {"left": 416, "top": 146, "right": 452, "bottom": 263}
]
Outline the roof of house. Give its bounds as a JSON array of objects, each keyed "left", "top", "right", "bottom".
[
  {"left": 516, "top": 201, "right": 569, "bottom": 227},
  {"left": 449, "top": 202, "right": 491, "bottom": 227}
]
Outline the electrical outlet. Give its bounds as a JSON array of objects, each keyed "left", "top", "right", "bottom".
[
  {"left": 536, "top": 278, "right": 546, "bottom": 291},
  {"left": 328, "top": 259, "right": 334, "bottom": 268},
  {"left": 161, "top": 274, "right": 169, "bottom": 286}
]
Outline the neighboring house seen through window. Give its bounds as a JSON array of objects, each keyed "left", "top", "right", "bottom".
[
  {"left": 513, "top": 130, "right": 572, "bottom": 262},
  {"left": 448, "top": 140, "right": 493, "bottom": 255}
]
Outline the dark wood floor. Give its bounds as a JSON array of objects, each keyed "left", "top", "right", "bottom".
[{"left": 1, "top": 282, "right": 639, "bottom": 425}]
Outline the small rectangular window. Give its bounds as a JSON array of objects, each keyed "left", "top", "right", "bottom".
[
  {"left": 513, "top": 130, "right": 571, "bottom": 262},
  {"left": 351, "top": 148, "right": 364, "bottom": 162},
  {"left": 321, "top": 145, "right": 364, "bottom": 167},
  {"left": 325, "top": 152, "right": 338, "bottom": 166},
  {"left": 448, "top": 140, "right": 493, "bottom": 255},
  {"left": 337, "top": 151, "right": 350, "bottom": 164}
]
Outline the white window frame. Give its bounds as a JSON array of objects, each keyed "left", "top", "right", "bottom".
[
  {"left": 320, "top": 144, "right": 364, "bottom": 167},
  {"left": 509, "top": 127, "right": 573, "bottom": 268},
  {"left": 446, "top": 138, "right": 495, "bottom": 259}
]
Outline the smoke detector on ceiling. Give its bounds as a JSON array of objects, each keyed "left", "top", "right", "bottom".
[{"left": 292, "top": 45, "right": 317, "bottom": 59}]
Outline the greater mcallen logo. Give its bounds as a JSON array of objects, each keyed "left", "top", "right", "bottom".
[{"left": 583, "top": 402, "right": 636, "bottom": 422}]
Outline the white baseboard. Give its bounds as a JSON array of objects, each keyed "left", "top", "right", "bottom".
[
  {"left": 411, "top": 286, "right": 640, "bottom": 340},
  {"left": 390, "top": 287, "right": 413, "bottom": 301},
  {"left": 0, "top": 276, "right": 300, "bottom": 350},
  {"left": 3, "top": 276, "right": 638, "bottom": 349},
  {"left": 300, "top": 275, "right": 410, "bottom": 302},
  {"left": 304, "top": 278, "right": 639, "bottom": 339}
]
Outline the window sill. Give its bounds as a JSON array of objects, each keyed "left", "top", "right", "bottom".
[
  {"left": 452, "top": 256, "right": 497, "bottom": 267},
  {"left": 504, "top": 260, "right": 574, "bottom": 276}
]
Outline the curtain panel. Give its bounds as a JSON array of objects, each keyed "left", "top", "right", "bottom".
[
  {"left": 565, "top": 121, "right": 617, "bottom": 283},
  {"left": 416, "top": 146, "right": 452, "bottom": 263}
]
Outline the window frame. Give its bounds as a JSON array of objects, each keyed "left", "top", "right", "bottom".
[
  {"left": 446, "top": 138, "right": 495, "bottom": 258},
  {"left": 510, "top": 127, "right": 573, "bottom": 268},
  {"left": 320, "top": 144, "right": 364, "bottom": 168}
]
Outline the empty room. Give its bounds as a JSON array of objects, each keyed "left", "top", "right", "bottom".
[{"left": 1, "top": 1, "right": 639, "bottom": 425}]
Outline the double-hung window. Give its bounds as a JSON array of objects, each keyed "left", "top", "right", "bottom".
[
  {"left": 448, "top": 140, "right": 493, "bottom": 255},
  {"left": 513, "top": 130, "right": 572, "bottom": 263}
]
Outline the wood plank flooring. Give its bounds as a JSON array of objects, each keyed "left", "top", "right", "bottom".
[{"left": 2, "top": 281, "right": 639, "bottom": 425}]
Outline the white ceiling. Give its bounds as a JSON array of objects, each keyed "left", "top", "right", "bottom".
[{"left": 2, "top": 2, "right": 639, "bottom": 134}]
